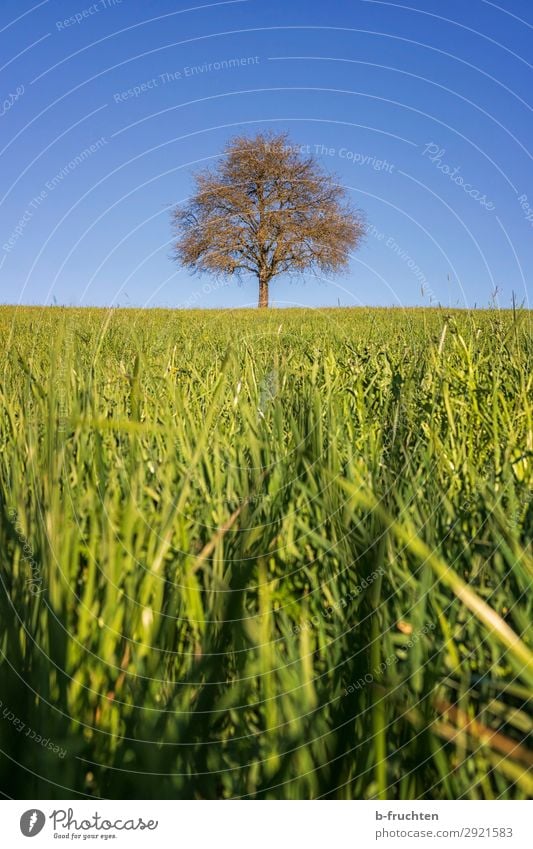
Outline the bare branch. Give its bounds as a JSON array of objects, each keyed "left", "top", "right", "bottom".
[{"left": 172, "top": 131, "right": 366, "bottom": 307}]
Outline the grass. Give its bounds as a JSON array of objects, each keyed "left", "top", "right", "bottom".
[{"left": 0, "top": 304, "right": 531, "bottom": 799}]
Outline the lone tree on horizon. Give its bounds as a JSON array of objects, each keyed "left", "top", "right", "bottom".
[{"left": 172, "top": 132, "right": 365, "bottom": 308}]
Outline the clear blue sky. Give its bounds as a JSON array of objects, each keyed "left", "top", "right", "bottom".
[{"left": 1, "top": 0, "right": 531, "bottom": 309}]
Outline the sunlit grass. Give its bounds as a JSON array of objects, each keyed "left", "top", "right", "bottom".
[{"left": 0, "top": 305, "right": 531, "bottom": 799}]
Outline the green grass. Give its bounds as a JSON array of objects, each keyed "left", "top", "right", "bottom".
[{"left": 0, "top": 305, "right": 531, "bottom": 799}]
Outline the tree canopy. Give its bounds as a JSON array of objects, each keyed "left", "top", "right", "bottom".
[{"left": 173, "top": 131, "right": 365, "bottom": 307}]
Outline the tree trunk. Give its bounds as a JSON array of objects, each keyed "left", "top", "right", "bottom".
[{"left": 258, "top": 274, "right": 269, "bottom": 308}]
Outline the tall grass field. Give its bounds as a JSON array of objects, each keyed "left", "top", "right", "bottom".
[{"left": 0, "top": 305, "right": 531, "bottom": 799}]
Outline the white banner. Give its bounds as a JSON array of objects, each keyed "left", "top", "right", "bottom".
[{"left": 0, "top": 800, "right": 531, "bottom": 848}]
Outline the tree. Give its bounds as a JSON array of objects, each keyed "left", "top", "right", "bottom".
[{"left": 172, "top": 132, "right": 365, "bottom": 308}]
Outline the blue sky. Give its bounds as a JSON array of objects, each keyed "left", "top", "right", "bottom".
[{"left": 1, "top": 0, "right": 531, "bottom": 309}]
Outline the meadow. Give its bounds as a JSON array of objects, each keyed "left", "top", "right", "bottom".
[{"left": 0, "top": 305, "right": 531, "bottom": 799}]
